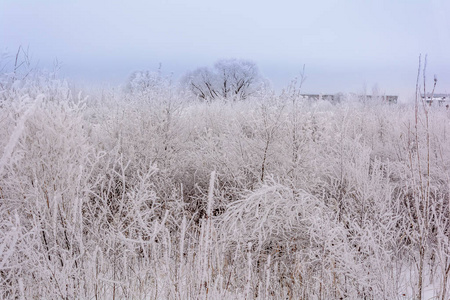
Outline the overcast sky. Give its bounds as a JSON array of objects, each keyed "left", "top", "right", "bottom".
[{"left": 1, "top": 0, "right": 450, "bottom": 98}]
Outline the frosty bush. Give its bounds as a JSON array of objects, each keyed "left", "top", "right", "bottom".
[{"left": 0, "top": 48, "right": 70, "bottom": 105}]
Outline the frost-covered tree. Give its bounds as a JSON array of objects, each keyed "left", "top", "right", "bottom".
[
  {"left": 123, "top": 68, "right": 177, "bottom": 106},
  {"left": 125, "top": 70, "right": 163, "bottom": 95},
  {"left": 182, "top": 58, "right": 267, "bottom": 101}
]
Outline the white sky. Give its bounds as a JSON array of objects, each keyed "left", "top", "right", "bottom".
[{"left": 1, "top": 0, "right": 450, "bottom": 97}]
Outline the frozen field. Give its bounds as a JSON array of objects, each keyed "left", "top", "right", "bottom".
[{"left": 0, "top": 71, "right": 449, "bottom": 299}]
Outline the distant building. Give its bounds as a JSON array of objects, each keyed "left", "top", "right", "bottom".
[
  {"left": 421, "top": 93, "right": 449, "bottom": 107},
  {"left": 354, "top": 94, "right": 398, "bottom": 104},
  {"left": 300, "top": 93, "right": 345, "bottom": 104},
  {"left": 384, "top": 95, "right": 398, "bottom": 104},
  {"left": 301, "top": 93, "right": 398, "bottom": 104}
]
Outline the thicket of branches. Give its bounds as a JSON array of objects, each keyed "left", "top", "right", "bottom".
[{"left": 0, "top": 55, "right": 449, "bottom": 299}]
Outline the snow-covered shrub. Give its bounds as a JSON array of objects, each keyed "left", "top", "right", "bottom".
[{"left": 0, "top": 49, "right": 71, "bottom": 105}]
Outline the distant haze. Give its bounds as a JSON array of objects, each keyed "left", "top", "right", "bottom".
[{"left": 2, "top": 0, "right": 450, "bottom": 100}]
